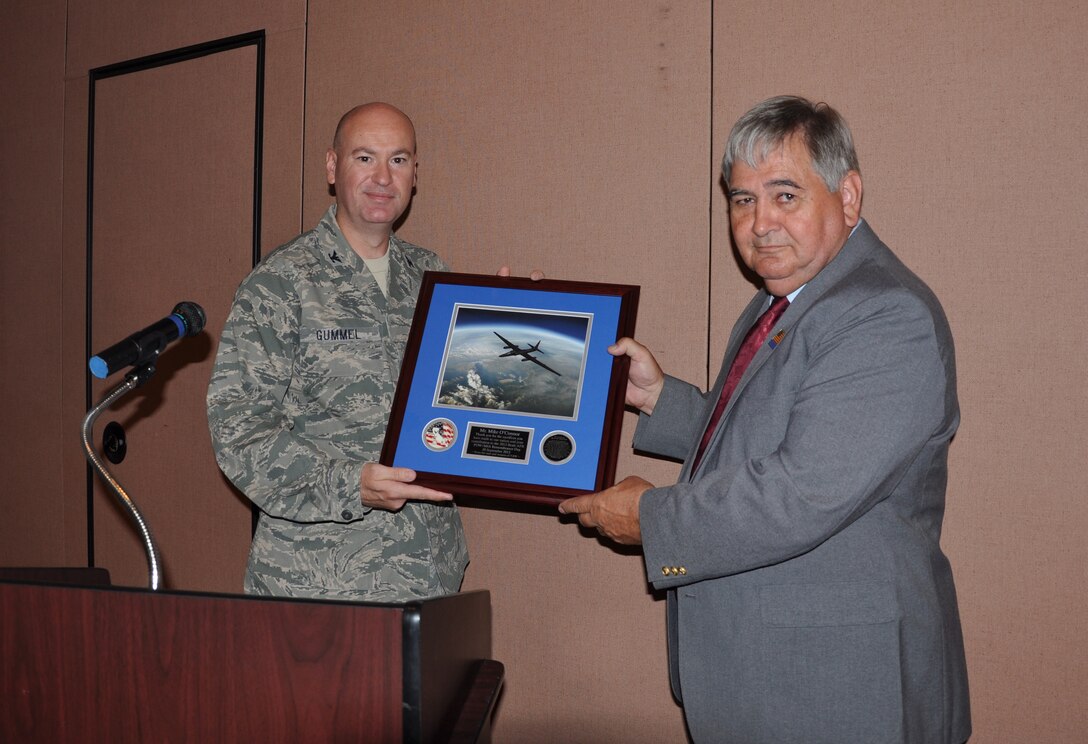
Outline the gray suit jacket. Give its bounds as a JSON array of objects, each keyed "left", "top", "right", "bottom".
[{"left": 637, "top": 222, "right": 970, "bottom": 743}]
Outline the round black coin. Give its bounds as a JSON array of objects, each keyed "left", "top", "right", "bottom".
[{"left": 541, "top": 432, "right": 574, "bottom": 464}]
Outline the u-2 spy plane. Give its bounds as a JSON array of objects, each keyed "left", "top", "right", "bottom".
[{"left": 493, "top": 331, "right": 561, "bottom": 376}]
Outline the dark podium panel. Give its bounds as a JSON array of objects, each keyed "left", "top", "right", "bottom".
[
  {"left": 0, "top": 566, "right": 111, "bottom": 586},
  {"left": 0, "top": 581, "right": 500, "bottom": 743}
]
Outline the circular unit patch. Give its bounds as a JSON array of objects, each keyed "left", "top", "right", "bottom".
[{"left": 422, "top": 418, "right": 458, "bottom": 452}]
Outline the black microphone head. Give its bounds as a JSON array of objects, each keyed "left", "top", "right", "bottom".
[{"left": 172, "top": 301, "right": 206, "bottom": 337}]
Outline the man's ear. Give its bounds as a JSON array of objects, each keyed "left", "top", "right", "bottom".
[
  {"left": 325, "top": 148, "right": 337, "bottom": 186},
  {"left": 840, "top": 170, "right": 863, "bottom": 226}
]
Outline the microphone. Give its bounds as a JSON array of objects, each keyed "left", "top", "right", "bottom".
[{"left": 89, "top": 301, "right": 207, "bottom": 379}]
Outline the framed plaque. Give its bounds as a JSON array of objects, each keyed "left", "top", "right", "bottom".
[{"left": 381, "top": 272, "right": 639, "bottom": 505}]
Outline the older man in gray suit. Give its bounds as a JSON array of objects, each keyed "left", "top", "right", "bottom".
[{"left": 560, "top": 96, "right": 971, "bottom": 743}]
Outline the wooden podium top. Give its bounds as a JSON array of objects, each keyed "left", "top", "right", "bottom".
[{"left": 0, "top": 580, "right": 499, "bottom": 743}]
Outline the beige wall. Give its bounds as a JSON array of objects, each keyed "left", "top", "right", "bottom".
[
  {"left": 54, "top": 0, "right": 307, "bottom": 586},
  {"left": 1, "top": 1, "right": 68, "bottom": 563},
  {"left": 1, "top": 1, "right": 1085, "bottom": 741}
]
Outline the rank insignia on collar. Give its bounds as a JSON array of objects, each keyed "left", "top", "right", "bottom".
[{"left": 329, "top": 250, "right": 343, "bottom": 264}]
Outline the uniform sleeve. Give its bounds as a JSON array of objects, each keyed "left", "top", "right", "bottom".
[
  {"left": 640, "top": 289, "right": 952, "bottom": 589},
  {"left": 206, "top": 270, "right": 364, "bottom": 523}
]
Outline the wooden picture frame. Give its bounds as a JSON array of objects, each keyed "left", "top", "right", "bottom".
[{"left": 381, "top": 272, "right": 639, "bottom": 505}]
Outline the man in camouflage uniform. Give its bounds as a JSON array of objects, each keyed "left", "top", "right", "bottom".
[{"left": 207, "top": 103, "right": 467, "bottom": 601}]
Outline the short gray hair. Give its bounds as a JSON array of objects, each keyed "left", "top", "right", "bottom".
[{"left": 722, "top": 96, "right": 860, "bottom": 191}]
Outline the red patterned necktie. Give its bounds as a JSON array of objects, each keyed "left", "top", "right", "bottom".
[{"left": 691, "top": 296, "right": 789, "bottom": 471}]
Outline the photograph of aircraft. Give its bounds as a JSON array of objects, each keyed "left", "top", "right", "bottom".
[
  {"left": 434, "top": 305, "right": 589, "bottom": 418},
  {"left": 493, "top": 332, "right": 562, "bottom": 376}
]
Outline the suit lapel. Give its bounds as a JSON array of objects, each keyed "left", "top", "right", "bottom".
[
  {"left": 683, "top": 292, "right": 768, "bottom": 480},
  {"left": 685, "top": 221, "right": 880, "bottom": 481}
]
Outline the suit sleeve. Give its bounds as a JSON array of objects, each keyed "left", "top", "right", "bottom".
[
  {"left": 632, "top": 375, "right": 711, "bottom": 460},
  {"left": 640, "top": 289, "right": 953, "bottom": 589}
]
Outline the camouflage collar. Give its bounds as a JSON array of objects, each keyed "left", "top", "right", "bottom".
[
  {"left": 318, "top": 205, "right": 405, "bottom": 274},
  {"left": 317, "top": 206, "right": 420, "bottom": 304}
]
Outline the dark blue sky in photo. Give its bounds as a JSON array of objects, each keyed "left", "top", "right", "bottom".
[{"left": 453, "top": 305, "right": 590, "bottom": 342}]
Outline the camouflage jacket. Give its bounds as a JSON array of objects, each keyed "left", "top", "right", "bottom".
[{"left": 207, "top": 205, "right": 467, "bottom": 601}]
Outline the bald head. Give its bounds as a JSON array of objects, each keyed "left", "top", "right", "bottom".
[
  {"left": 325, "top": 102, "right": 419, "bottom": 256},
  {"left": 332, "top": 102, "right": 416, "bottom": 154}
]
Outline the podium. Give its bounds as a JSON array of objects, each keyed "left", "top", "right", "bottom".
[{"left": 0, "top": 578, "right": 501, "bottom": 743}]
